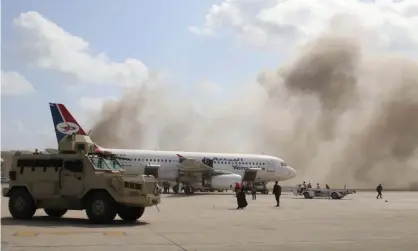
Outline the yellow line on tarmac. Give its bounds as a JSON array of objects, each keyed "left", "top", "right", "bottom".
[
  {"left": 13, "top": 231, "right": 38, "bottom": 237},
  {"left": 103, "top": 231, "right": 127, "bottom": 236}
]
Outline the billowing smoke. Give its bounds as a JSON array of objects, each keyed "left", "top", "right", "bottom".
[{"left": 89, "top": 18, "right": 418, "bottom": 190}]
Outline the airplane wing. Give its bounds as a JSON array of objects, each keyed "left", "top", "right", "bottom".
[
  {"left": 179, "top": 158, "right": 214, "bottom": 173},
  {"left": 179, "top": 157, "right": 251, "bottom": 176}
]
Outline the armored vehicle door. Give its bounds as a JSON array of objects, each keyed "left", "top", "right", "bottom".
[{"left": 60, "top": 159, "right": 84, "bottom": 197}]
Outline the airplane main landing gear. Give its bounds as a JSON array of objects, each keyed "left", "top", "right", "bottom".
[{"left": 184, "top": 185, "right": 195, "bottom": 195}]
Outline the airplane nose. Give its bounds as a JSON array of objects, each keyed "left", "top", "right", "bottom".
[{"left": 287, "top": 166, "right": 297, "bottom": 178}]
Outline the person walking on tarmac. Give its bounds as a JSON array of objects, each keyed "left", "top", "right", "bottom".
[
  {"left": 376, "top": 184, "right": 383, "bottom": 199},
  {"left": 272, "top": 181, "right": 282, "bottom": 207},
  {"left": 235, "top": 182, "right": 241, "bottom": 195},
  {"left": 163, "top": 181, "right": 170, "bottom": 194},
  {"left": 236, "top": 188, "right": 248, "bottom": 209},
  {"left": 251, "top": 184, "right": 257, "bottom": 200}
]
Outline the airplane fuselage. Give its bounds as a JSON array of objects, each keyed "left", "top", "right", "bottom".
[
  {"left": 106, "top": 148, "right": 297, "bottom": 188},
  {"left": 49, "top": 103, "right": 297, "bottom": 194}
]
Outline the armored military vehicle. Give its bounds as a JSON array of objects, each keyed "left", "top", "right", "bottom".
[{"left": 2, "top": 134, "right": 160, "bottom": 224}]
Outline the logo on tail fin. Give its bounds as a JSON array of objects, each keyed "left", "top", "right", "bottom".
[
  {"left": 50, "top": 103, "right": 86, "bottom": 144},
  {"left": 56, "top": 122, "right": 80, "bottom": 135}
]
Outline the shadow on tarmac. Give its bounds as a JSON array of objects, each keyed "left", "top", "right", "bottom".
[{"left": 1, "top": 216, "right": 149, "bottom": 228}]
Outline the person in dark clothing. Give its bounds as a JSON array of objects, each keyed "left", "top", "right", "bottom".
[
  {"left": 272, "top": 181, "right": 282, "bottom": 207},
  {"left": 236, "top": 188, "right": 248, "bottom": 209},
  {"left": 251, "top": 184, "right": 257, "bottom": 200},
  {"left": 376, "top": 184, "right": 383, "bottom": 199}
]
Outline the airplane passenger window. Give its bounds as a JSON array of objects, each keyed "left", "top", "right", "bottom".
[{"left": 169, "top": 160, "right": 171, "bottom": 162}]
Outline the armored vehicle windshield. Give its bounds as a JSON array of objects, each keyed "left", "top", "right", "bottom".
[{"left": 88, "top": 154, "right": 124, "bottom": 171}]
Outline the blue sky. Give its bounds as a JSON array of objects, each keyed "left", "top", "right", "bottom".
[
  {"left": 1, "top": 0, "right": 280, "bottom": 150},
  {"left": 2, "top": 0, "right": 417, "bottom": 150}
]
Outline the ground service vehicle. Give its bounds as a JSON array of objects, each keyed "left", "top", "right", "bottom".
[
  {"left": 2, "top": 134, "right": 161, "bottom": 224},
  {"left": 293, "top": 184, "right": 356, "bottom": 200}
]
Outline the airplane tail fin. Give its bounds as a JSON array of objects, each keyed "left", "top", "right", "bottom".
[
  {"left": 49, "top": 103, "right": 104, "bottom": 152},
  {"left": 49, "top": 103, "right": 87, "bottom": 144}
]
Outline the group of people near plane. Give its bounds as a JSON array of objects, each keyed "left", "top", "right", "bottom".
[
  {"left": 298, "top": 181, "right": 330, "bottom": 191},
  {"left": 159, "top": 180, "right": 283, "bottom": 209},
  {"left": 234, "top": 181, "right": 282, "bottom": 209}
]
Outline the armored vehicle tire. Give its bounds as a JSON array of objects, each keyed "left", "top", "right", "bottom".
[
  {"left": 303, "top": 191, "right": 312, "bottom": 199},
  {"left": 44, "top": 209, "right": 67, "bottom": 219},
  {"left": 85, "top": 192, "right": 117, "bottom": 224},
  {"left": 117, "top": 206, "right": 145, "bottom": 222},
  {"left": 331, "top": 192, "right": 340, "bottom": 200},
  {"left": 9, "top": 189, "right": 36, "bottom": 219}
]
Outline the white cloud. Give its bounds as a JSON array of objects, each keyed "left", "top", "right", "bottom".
[
  {"left": 13, "top": 11, "right": 150, "bottom": 87},
  {"left": 1, "top": 70, "right": 36, "bottom": 96},
  {"left": 191, "top": 0, "right": 418, "bottom": 52},
  {"left": 14, "top": 120, "right": 29, "bottom": 135},
  {"left": 197, "top": 80, "right": 223, "bottom": 94}
]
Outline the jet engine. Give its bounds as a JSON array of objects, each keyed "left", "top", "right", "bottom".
[{"left": 211, "top": 174, "right": 242, "bottom": 189}]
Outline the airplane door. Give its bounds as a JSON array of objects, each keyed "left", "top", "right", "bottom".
[
  {"left": 267, "top": 160, "right": 275, "bottom": 172},
  {"left": 242, "top": 170, "right": 257, "bottom": 182},
  {"left": 144, "top": 165, "right": 160, "bottom": 178},
  {"left": 60, "top": 160, "right": 84, "bottom": 197}
]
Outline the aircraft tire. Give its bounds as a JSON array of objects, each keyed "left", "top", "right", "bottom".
[
  {"left": 303, "top": 191, "right": 312, "bottom": 199},
  {"left": 44, "top": 208, "right": 67, "bottom": 219},
  {"left": 85, "top": 192, "right": 117, "bottom": 224},
  {"left": 8, "top": 188, "right": 36, "bottom": 220},
  {"left": 117, "top": 206, "right": 145, "bottom": 222}
]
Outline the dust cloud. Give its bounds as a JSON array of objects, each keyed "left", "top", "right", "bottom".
[{"left": 90, "top": 19, "right": 418, "bottom": 190}]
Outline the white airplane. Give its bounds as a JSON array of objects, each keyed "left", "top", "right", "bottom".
[{"left": 49, "top": 103, "right": 297, "bottom": 194}]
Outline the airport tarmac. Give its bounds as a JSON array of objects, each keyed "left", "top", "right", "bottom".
[{"left": 1, "top": 191, "right": 418, "bottom": 251}]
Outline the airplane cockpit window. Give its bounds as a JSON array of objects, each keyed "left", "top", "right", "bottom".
[{"left": 280, "top": 162, "right": 288, "bottom": 167}]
